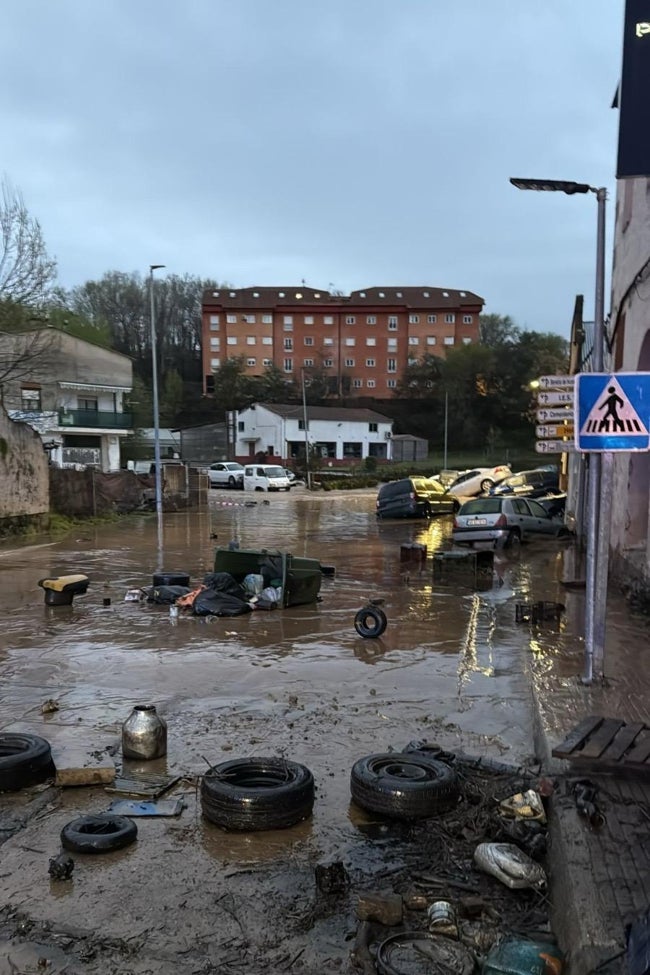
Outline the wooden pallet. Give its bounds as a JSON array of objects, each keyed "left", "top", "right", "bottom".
[{"left": 552, "top": 714, "right": 650, "bottom": 775}]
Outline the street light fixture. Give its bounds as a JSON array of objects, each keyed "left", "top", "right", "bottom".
[
  {"left": 510, "top": 177, "right": 608, "bottom": 684},
  {"left": 149, "top": 264, "right": 166, "bottom": 564}
]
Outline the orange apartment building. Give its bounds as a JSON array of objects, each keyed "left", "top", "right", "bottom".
[{"left": 201, "top": 286, "right": 484, "bottom": 396}]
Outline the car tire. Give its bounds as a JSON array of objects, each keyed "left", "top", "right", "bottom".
[
  {"left": 350, "top": 753, "right": 460, "bottom": 819},
  {"left": 480, "top": 478, "right": 494, "bottom": 493},
  {"left": 504, "top": 531, "right": 521, "bottom": 553},
  {"left": 200, "top": 757, "right": 315, "bottom": 831},
  {"left": 153, "top": 571, "right": 191, "bottom": 587},
  {"left": 354, "top": 606, "right": 387, "bottom": 638},
  {"left": 228, "top": 475, "right": 236, "bottom": 489},
  {"left": 61, "top": 814, "right": 138, "bottom": 854},
  {"left": 0, "top": 734, "right": 55, "bottom": 792},
  {"left": 452, "top": 499, "right": 461, "bottom": 513}
]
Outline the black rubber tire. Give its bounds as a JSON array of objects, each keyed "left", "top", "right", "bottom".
[
  {"left": 61, "top": 814, "right": 137, "bottom": 854},
  {"left": 354, "top": 607, "right": 387, "bottom": 639},
  {"left": 452, "top": 498, "right": 461, "bottom": 513},
  {"left": 201, "top": 757, "right": 315, "bottom": 831},
  {"left": 480, "top": 478, "right": 494, "bottom": 493},
  {"left": 152, "top": 571, "right": 190, "bottom": 587},
  {"left": 505, "top": 530, "right": 521, "bottom": 552},
  {"left": 0, "top": 734, "right": 55, "bottom": 792},
  {"left": 228, "top": 475, "right": 236, "bottom": 488},
  {"left": 350, "top": 753, "right": 460, "bottom": 819}
]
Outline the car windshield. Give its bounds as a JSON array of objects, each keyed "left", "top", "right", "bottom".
[
  {"left": 225, "top": 464, "right": 242, "bottom": 470},
  {"left": 460, "top": 499, "right": 503, "bottom": 515},
  {"left": 265, "top": 466, "right": 285, "bottom": 477}
]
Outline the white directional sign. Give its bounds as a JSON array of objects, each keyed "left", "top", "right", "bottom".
[
  {"left": 536, "top": 424, "right": 574, "bottom": 439},
  {"left": 535, "top": 440, "right": 575, "bottom": 453},
  {"left": 537, "top": 390, "right": 574, "bottom": 407},
  {"left": 538, "top": 375, "right": 574, "bottom": 390},
  {"left": 536, "top": 407, "right": 575, "bottom": 423}
]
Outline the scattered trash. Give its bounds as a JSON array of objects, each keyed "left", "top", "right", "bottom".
[
  {"left": 225, "top": 630, "right": 237, "bottom": 637},
  {"left": 124, "top": 588, "right": 145, "bottom": 602},
  {"left": 354, "top": 605, "right": 388, "bottom": 638},
  {"left": 375, "top": 931, "right": 475, "bottom": 975},
  {"left": 41, "top": 699, "right": 60, "bottom": 714},
  {"left": 515, "top": 601, "right": 565, "bottom": 624},
  {"left": 105, "top": 771, "right": 181, "bottom": 799},
  {"left": 108, "top": 798, "right": 184, "bottom": 817},
  {"left": 572, "top": 779, "right": 606, "bottom": 828},
  {"left": 61, "top": 814, "right": 138, "bottom": 854},
  {"left": 38, "top": 574, "right": 89, "bottom": 606},
  {"left": 169, "top": 604, "right": 179, "bottom": 619},
  {"left": 48, "top": 853, "right": 74, "bottom": 881},
  {"left": 499, "top": 789, "right": 546, "bottom": 823},
  {"left": 152, "top": 571, "right": 191, "bottom": 587},
  {"left": 315, "top": 860, "right": 349, "bottom": 894},
  {"left": 356, "top": 890, "right": 403, "bottom": 926},
  {"left": 53, "top": 746, "right": 115, "bottom": 787},
  {"left": 102, "top": 597, "right": 111, "bottom": 607},
  {"left": 482, "top": 936, "right": 564, "bottom": 975},
  {"left": 473, "top": 842, "right": 547, "bottom": 890},
  {"left": 427, "top": 900, "right": 458, "bottom": 938},
  {"left": 122, "top": 704, "right": 167, "bottom": 760}
]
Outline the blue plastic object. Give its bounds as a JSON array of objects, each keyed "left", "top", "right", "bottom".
[{"left": 482, "top": 937, "right": 564, "bottom": 975}]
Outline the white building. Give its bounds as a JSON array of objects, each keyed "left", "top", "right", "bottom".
[{"left": 235, "top": 403, "right": 394, "bottom": 463}]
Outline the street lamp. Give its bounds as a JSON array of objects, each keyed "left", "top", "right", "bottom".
[
  {"left": 510, "top": 177, "right": 607, "bottom": 684},
  {"left": 149, "top": 264, "right": 165, "bottom": 564}
]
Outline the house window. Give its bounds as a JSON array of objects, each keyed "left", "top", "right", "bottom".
[
  {"left": 323, "top": 315, "right": 334, "bottom": 325},
  {"left": 283, "top": 322, "right": 293, "bottom": 331},
  {"left": 463, "top": 315, "right": 473, "bottom": 324},
  {"left": 366, "top": 337, "right": 376, "bottom": 346},
  {"left": 247, "top": 336, "right": 256, "bottom": 345},
  {"left": 262, "top": 336, "right": 273, "bottom": 345},
  {"left": 345, "top": 338, "right": 355, "bottom": 346},
  {"left": 344, "top": 358, "right": 355, "bottom": 367},
  {"left": 303, "top": 358, "right": 314, "bottom": 367},
  {"left": 366, "top": 315, "right": 376, "bottom": 324},
  {"left": 210, "top": 358, "right": 220, "bottom": 369},
  {"left": 78, "top": 397, "right": 98, "bottom": 411},
  {"left": 263, "top": 358, "right": 272, "bottom": 366},
  {"left": 387, "top": 379, "right": 397, "bottom": 388},
  {"left": 444, "top": 336, "right": 455, "bottom": 346},
  {"left": 227, "top": 336, "right": 237, "bottom": 345},
  {"left": 304, "top": 315, "right": 314, "bottom": 324},
  {"left": 21, "top": 387, "right": 41, "bottom": 410},
  {"left": 262, "top": 314, "right": 273, "bottom": 324},
  {"left": 427, "top": 336, "right": 437, "bottom": 345},
  {"left": 367, "top": 379, "right": 376, "bottom": 389},
  {"left": 409, "top": 314, "right": 419, "bottom": 324},
  {"left": 298, "top": 419, "right": 306, "bottom": 430},
  {"left": 427, "top": 314, "right": 437, "bottom": 324},
  {"left": 242, "top": 314, "right": 256, "bottom": 323},
  {"left": 408, "top": 336, "right": 419, "bottom": 345},
  {"left": 247, "top": 358, "right": 256, "bottom": 367},
  {"left": 238, "top": 421, "right": 245, "bottom": 432},
  {"left": 369, "top": 422, "right": 378, "bottom": 432},
  {"left": 366, "top": 358, "right": 376, "bottom": 367},
  {"left": 304, "top": 336, "right": 314, "bottom": 346},
  {"left": 284, "top": 358, "right": 293, "bottom": 372},
  {"left": 345, "top": 315, "right": 355, "bottom": 325},
  {"left": 444, "top": 313, "right": 455, "bottom": 323},
  {"left": 209, "top": 316, "right": 219, "bottom": 329},
  {"left": 210, "top": 337, "right": 220, "bottom": 349},
  {"left": 284, "top": 338, "right": 293, "bottom": 350},
  {"left": 463, "top": 337, "right": 472, "bottom": 345},
  {"left": 388, "top": 316, "right": 398, "bottom": 329},
  {"left": 408, "top": 357, "right": 418, "bottom": 366},
  {"left": 323, "top": 337, "right": 334, "bottom": 346},
  {"left": 387, "top": 358, "right": 397, "bottom": 373},
  {"left": 387, "top": 338, "right": 397, "bottom": 350},
  {"left": 283, "top": 315, "right": 293, "bottom": 325},
  {"left": 352, "top": 379, "right": 363, "bottom": 388},
  {"left": 324, "top": 358, "right": 333, "bottom": 367},
  {"left": 343, "top": 442, "right": 362, "bottom": 458},
  {"left": 226, "top": 314, "right": 236, "bottom": 324}
]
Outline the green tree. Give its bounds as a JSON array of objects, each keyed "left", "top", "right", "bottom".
[
  {"left": 479, "top": 313, "right": 520, "bottom": 347},
  {"left": 159, "top": 369, "right": 184, "bottom": 425},
  {"left": 211, "top": 357, "right": 257, "bottom": 417}
]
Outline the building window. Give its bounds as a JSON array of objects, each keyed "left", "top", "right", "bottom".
[
  {"left": 284, "top": 358, "right": 293, "bottom": 372},
  {"left": 463, "top": 337, "right": 472, "bottom": 345},
  {"left": 344, "top": 358, "right": 355, "bottom": 367},
  {"left": 352, "top": 379, "right": 363, "bottom": 388},
  {"left": 298, "top": 419, "right": 306, "bottom": 430},
  {"left": 343, "top": 442, "right": 362, "bottom": 458},
  {"left": 210, "top": 337, "right": 220, "bottom": 349},
  {"left": 387, "top": 358, "right": 397, "bottom": 373},
  {"left": 366, "top": 337, "right": 376, "bottom": 346},
  {"left": 304, "top": 315, "right": 314, "bottom": 324},
  {"left": 262, "top": 336, "right": 273, "bottom": 345},
  {"left": 238, "top": 421, "right": 245, "bottom": 432},
  {"left": 367, "top": 379, "right": 376, "bottom": 389},
  {"left": 427, "top": 336, "right": 437, "bottom": 345},
  {"left": 408, "top": 336, "right": 419, "bottom": 345},
  {"left": 304, "top": 336, "right": 314, "bottom": 346},
  {"left": 21, "top": 387, "right": 41, "bottom": 410},
  {"left": 388, "top": 316, "right": 398, "bottom": 329},
  {"left": 387, "top": 338, "right": 397, "bottom": 350},
  {"left": 247, "top": 336, "right": 256, "bottom": 345},
  {"left": 345, "top": 315, "right": 355, "bottom": 325},
  {"left": 369, "top": 422, "right": 378, "bottom": 432},
  {"left": 345, "top": 337, "right": 355, "bottom": 346},
  {"left": 408, "top": 357, "right": 418, "bottom": 366},
  {"left": 323, "top": 337, "right": 334, "bottom": 346},
  {"left": 427, "top": 314, "right": 437, "bottom": 324},
  {"left": 242, "top": 314, "right": 256, "bottom": 323},
  {"left": 209, "top": 316, "right": 219, "bottom": 330},
  {"left": 303, "top": 358, "right": 314, "bottom": 367},
  {"left": 324, "top": 358, "right": 333, "bottom": 367},
  {"left": 262, "top": 314, "right": 273, "bottom": 324},
  {"left": 283, "top": 322, "right": 293, "bottom": 332},
  {"left": 323, "top": 315, "right": 334, "bottom": 325},
  {"left": 366, "top": 315, "right": 376, "bottom": 325},
  {"left": 283, "top": 315, "right": 293, "bottom": 325},
  {"left": 227, "top": 336, "right": 237, "bottom": 345},
  {"left": 444, "top": 313, "right": 455, "bottom": 324},
  {"left": 263, "top": 358, "right": 272, "bottom": 366},
  {"left": 226, "top": 314, "right": 236, "bottom": 324},
  {"left": 284, "top": 338, "right": 293, "bottom": 351},
  {"left": 463, "top": 315, "right": 473, "bottom": 324},
  {"left": 78, "top": 397, "right": 98, "bottom": 411},
  {"left": 366, "top": 358, "right": 376, "bottom": 367},
  {"left": 247, "top": 357, "right": 256, "bottom": 367},
  {"left": 387, "top": 379, "right": 397, "bottom": 389},
  {"left": 409, "top": 314, "right": 419, "bottom": 324},
  {"left": 444, "top": 336, "right": 455, "bottom": 346},
  {"left": 210, "top": 358, "right": 220, "bottom": 369}
]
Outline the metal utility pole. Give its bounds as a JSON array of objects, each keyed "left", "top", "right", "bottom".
[
  {"left": 301, "top": 369, "right": 311, "bottom": 489},
  {"left": 149, "top": 263, "right": 165, "bottom": 567}
]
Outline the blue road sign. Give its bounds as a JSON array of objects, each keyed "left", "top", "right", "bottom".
[{"left": 576, "top": 372, "right": 650, "bottom": 451}]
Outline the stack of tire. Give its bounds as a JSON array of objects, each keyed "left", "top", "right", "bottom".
[{"left": 0, "top": 734, "right": 55, "bottom": 792}]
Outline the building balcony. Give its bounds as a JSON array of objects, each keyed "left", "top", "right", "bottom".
[{"left": 58, "top": 409, "right": 133, "bottom": 430}]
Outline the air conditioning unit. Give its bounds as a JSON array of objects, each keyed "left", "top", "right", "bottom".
[{"left": 384, "top": 431, "right": 392, "bottom": 440}]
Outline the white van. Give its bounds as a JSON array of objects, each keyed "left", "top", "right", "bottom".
[{"left": 243, "top": 464, "right": 291, "bottom": 492}]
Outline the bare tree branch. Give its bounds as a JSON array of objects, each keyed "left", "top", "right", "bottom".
[{"left": 0, "top": 176, "right": 57, "bottom": 305}]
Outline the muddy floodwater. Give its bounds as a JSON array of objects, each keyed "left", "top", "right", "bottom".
[{"left": 0, "top": 487, "right": 644, "bottom": 973}]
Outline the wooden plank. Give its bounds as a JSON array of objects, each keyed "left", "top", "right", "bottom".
[
  {"left": 600, "top": 722, "right": 646, "bottom": 763},
  {"left": 624, "top": 730, "right": 650, "bottom": 766},
  {"left": 579, "top": 718, "right": 625, "bottom": 759},
  {"left": 552, "top": 715, "right": 604, "bottom": 758}
]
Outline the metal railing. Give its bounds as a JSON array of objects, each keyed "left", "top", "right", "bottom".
[{"left": 58, "top": 409, "right": 133, "bottom": 429}]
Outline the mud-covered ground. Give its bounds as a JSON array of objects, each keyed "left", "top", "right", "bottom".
[{"left": 0, "top": 487, "right": 609, "bottom": 972}]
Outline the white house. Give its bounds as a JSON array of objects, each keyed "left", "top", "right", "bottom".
[{"left": 235, "top": 403, "right": 394, "bottom": 463}]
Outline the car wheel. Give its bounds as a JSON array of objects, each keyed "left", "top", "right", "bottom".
[
  {"left": 350, "top": 753, "right": 460, "bottom": 819},
  {"left": 452, "top": 499, "right": 460, "bottom": 513},
  {"left": 228, "top": 475, "right": 236, "bottom": 489},
  {"left": 0, "top": 734, "right": 55, "bottom": 792},
  {"left": 61, "top": 814, "right": 137, "bottom": 854},
  {"left": 505, "top": 530, "right": 521, "bottom": 553},
  {"left": 200, "top": 757, "right": 315, "bottom": 831},
  {"left": 354, "top": 606, "right": 387, "bottom": 638},
  {"left": 480, "top": 478, "right": 494, "bottom": 493}
]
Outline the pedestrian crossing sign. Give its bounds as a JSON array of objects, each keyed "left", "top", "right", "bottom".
[{"left": 576, "top": 372, "right": 650, "bottom": 451}]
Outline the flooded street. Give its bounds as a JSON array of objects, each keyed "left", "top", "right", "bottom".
[{"left": 0, "top": 487, "right": 646, "bottom": 973}]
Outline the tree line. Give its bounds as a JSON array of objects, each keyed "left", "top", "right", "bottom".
[{"left": 0, "top": 178, "right": 569, "bottom": 449}]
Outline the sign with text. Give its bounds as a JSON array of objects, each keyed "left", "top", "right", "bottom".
[
  {"left": 538, "top": 375, "right": 574, "bottom": 390},
  {"left": 536, "top": 424, "right": 574, "bottom": 439},
  {"left": 536, "top": 390, "right": 574, "bottom": 407},
  {"left": 536, "top": 407, "right": 575, "bottom": 423},
  {"left": 535, "top": 440, "right": 576, "bottom": 453}
]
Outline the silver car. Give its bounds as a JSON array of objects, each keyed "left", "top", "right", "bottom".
[
  {"left": 207, "top": 462, "right": 245, "bottom": 489},
  {"left": 452, "top": 496, "right": 567, "bottom": 549}
]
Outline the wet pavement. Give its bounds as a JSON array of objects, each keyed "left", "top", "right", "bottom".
[{"left": 0, "top": 486, "right": 648, "bottom": 973}]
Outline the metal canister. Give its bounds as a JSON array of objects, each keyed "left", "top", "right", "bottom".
[
  {"left": 122, "top": 704, "right": 167, "bottom": 760},
  {"left": 427, "top": 901, "right": 458, "bottom": 938}
]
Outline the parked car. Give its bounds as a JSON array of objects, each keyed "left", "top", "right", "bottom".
[
  {"left": 243, "top": 464, "right": 291, "bottom": 492},
  {"left": 452, "top": 496, "right": 569, "bottom": 548},
  {"left": 491, "top": 468, "right": 560, "bottom": 498},
  {"left": 376, "top": 477, "right": 459, "bottom": 519},
  {"left": 283, "top": 468, "right": 297, "bottom": 484},
  {"left": 207, "top": 462, "right": 245, "bottom": 489},
  {"left": 446, "top": 465, "right": 512, "bottom": 498}
]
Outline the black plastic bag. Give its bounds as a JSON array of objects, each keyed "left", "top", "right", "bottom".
[
  {"left": 202, "top": 572, "right": 248, "bottom": 600},
  {"left": 193, "top": 589, "right": 252, "bottom": 617},
  {"left": 145, "top": 585, "right": 191, "bottom": 604}
]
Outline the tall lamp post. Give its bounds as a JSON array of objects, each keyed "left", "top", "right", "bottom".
[
  {"left": 149, "top": 264, "right": 166, "bottom": 565},
  {"left": 509, "top": 178, "right": 607, "bottom": 684}
]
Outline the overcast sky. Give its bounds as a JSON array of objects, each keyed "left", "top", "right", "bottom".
[{"left": 1, "top": 1, "right": 623, "bottom": 337}]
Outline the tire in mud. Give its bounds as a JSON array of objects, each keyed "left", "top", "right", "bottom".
[
  {"left": 61, "top": 814, "right": 138, "bottom": 854},
  {"left": 350, "top": 753, "right": 460, "bottom": 820},
  {"left": 354, "top": 607, "right": 387, "bottom": 639},
  {"left": 0, "top": 734, "right": 55, "bottom": 792},
  {"left": 201, "top": 756, "right": 315, "bottom": 831},
  {"left": 153, "top": 571, "right": 191, "bottom": 586}
]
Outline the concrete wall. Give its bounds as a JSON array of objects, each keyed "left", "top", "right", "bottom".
[{"left": 0, "top": 405, "right": 49, "bottom": 527}]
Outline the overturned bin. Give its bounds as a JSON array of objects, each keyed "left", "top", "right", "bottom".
[
  {"left": 432, "top": 550, "right": 493, "bottom": 589},
  {"left": 213, "top": 547, "right": 322, "bottom": 607}
]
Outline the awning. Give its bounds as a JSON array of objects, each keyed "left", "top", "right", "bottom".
[{"left": 59, "top": 382, "right": 131, "bottom": 394}]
